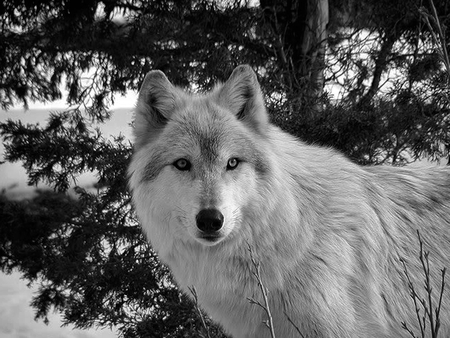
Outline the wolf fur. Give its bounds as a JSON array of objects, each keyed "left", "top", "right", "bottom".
[{"left": 128, "top": 65, "right": 450, "bottom": 338}]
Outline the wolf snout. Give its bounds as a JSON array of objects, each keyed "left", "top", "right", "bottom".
[{"left": 196, "top": 208, "right": 224, "bottom": 234}]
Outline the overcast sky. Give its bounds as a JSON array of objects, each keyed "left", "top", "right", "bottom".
[{"left": 0, "top": 93, "right": 136, "bottom": 338}]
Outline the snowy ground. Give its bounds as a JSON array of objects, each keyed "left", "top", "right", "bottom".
[{"left": 0, "top": 272, "right": 117, "bottom": 338}]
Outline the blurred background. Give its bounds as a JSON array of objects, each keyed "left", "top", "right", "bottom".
[{"left": 1, "top": 0, "right": 449, "bottom": 337}]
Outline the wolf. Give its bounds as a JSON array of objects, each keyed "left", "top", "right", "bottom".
[{"left": 128, "top": 64, "right": 450, "bottom": 338}]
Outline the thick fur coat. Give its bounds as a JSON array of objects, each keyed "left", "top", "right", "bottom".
[{"left": 128, "top": 65, "right": 450, "bottom": 338}]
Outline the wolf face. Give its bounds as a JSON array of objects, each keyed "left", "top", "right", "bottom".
[{"left": 129, "top": 65, "right": 270, "bottom": 251}]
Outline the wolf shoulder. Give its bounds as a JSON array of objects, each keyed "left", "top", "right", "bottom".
[
  {"left": 264, "top": 125, "right": 359, "bottom": 179},
  {"left": 267, "top": 124, "right": 450, "bottom": 194},
  {"left": 266, "top": 124, "right": 450, "bottom": 229},
  {"left": 363, "top": 160, "right": 450, "bottom": 204}
]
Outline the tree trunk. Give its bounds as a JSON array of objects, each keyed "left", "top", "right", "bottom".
[
  {"left": 359, "top": 32, "right": 398, "bottom": 106},
  {"left": 302, "top": 0, "right": 329, "bottom": 97},
  {"left": 261, "top": 0, "right": 329, "bottom": 103}
]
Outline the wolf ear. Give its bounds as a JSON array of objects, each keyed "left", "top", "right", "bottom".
[
  {"left": 217, "top": 65, "right": 268, "bottom": 134},
  {"left": 133, "top": 70, "right": 182, "bottom": 148}
]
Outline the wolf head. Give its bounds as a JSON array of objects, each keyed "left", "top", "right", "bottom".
[{"left": 128, "top": 65, "right": 272, "bottom": 252}]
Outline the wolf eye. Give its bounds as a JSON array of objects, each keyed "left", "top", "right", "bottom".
[
  {"left": 173, "top": 158, "right": 191, "bottom": 171},
  {"left": 226, "top": 158, "right": 239, "bottom": 170}
]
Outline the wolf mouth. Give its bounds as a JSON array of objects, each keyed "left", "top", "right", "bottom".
[{"left": 198, "top": 233, "right": 223, "bottom": 243}]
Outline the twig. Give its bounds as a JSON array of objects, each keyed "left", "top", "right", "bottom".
[
  {"left": 284, "top": 311, "right": 306, "bottom": 338},
  {"left": 188, "top": 286, "right": 212, "bottom": 338},
  {"left": 400, "top": 230, "right": 446, "bottom": 338},
  {"left": 401, "top": 257, "right": 426, "bottom": 338},
  {"left": 419, "top": 0, "right": 450, "bottom": 82},
  {"left": 247, "top": 244, "right": 276, "bottom": 338},
  {"left": 418, "top": 236, "right": 436, "bottom": 338},
  {"left": 434, "top": 268, "right": 446, "bottom": 335}
]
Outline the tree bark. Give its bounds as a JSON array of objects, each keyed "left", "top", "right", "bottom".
[
  {"left": 303, "top": 0, "right": 329, "bottom": 97},
  {"left": 261, "top": 0, "right": 329, "bottom": 103}
]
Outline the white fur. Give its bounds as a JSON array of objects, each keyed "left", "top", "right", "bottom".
[{"left": 128, "top": 65, "right": 450, "bottom": 338}]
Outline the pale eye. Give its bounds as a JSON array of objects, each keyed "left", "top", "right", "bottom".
[
  {"left": 226, "top": 158, "right": 239, "bottom": 170},
  {"left": 173, "top": 158, "right": 191, "bottom": 171}
]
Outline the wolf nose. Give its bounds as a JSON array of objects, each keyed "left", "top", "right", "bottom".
[{"left": 196, "top": 208, "right": 224, "bottom": 233}]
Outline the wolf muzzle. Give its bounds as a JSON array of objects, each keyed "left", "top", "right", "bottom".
[{"left": 196, "top": 208, "right": 224, "bottom": 234}]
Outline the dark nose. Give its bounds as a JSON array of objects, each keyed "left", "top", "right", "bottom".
[{"left": 196, "top": 208, "right": 224, "bottom": 233}]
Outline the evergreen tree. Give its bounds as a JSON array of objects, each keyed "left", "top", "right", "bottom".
[{"left": 1, "top": 0, "right": 449, "bottom": 336}]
